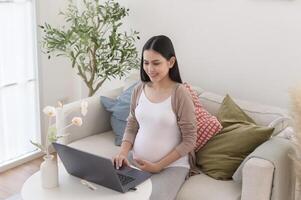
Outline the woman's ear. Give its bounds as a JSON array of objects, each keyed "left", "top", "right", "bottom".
[{"left": 169, "top": 56, "right": 176, "bottom": 68}]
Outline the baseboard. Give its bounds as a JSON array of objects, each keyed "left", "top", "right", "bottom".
[{"left": 0, "top": 150, "right": 44, "bottom": 173}]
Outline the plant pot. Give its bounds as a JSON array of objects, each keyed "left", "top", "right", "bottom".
[{"left": 40, "top": 154, "right": 58, "bottom": 189}]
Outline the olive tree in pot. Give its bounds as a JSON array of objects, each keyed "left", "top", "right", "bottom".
[{"left": 40, "top": 0, "right": 140, "bottom": 96}]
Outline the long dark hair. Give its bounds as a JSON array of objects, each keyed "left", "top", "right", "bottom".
[{"left": 140, "top": 35, "right": 182, "bottom": 83}]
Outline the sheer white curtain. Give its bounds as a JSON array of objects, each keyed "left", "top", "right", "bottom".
[{"left": 0, "top": 0, "right": 40, "bottom": 165}]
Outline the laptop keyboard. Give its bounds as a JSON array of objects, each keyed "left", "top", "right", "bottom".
[{"left": 117, "top": 173, "right": 135, "bottom": 185}]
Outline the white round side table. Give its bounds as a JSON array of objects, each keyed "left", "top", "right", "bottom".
[{"left": 21, "top": 164, "right": 152, "bottom": 200}]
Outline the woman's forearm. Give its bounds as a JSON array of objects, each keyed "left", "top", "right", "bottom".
[
  {"left": 120, "top": 140, "right": 133, "bottom": 155},
  {"left": 157, "top": 150, "right": 181, "bottom": 169}
]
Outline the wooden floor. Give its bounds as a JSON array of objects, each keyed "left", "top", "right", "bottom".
[{"left": 0, "top": 157, "right": 43, "bottom": 200}]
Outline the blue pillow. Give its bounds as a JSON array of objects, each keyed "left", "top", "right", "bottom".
[{"left": 100, "top": 83, "right": 137, "bottom": 146}]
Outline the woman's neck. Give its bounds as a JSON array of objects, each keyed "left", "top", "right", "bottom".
[{"left": 148, "top": 77, "right": 176, "bottom": 91}]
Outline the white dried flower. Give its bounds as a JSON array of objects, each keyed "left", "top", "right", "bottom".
[
  {"left": 43, "top": 106, "right": 56, "bottom": 117},
  {"left": 72, "top": 117, "right": 83, "bottom": 126},
  {"left": 81, "top": 100, "right": 88, "bottom": 116}
]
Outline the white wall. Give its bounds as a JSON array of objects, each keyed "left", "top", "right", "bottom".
[
  {"left": 118, "top": 0, "right": 301, "bottom": 109},
  {"left": 36, "top": 0, "right": 301, "bottom": 110},
  {"left": 36, "top": 0, "right": 81, "bottom": 106}
]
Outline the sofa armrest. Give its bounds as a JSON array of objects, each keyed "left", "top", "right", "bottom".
[
  {"left": 56, "top": 87, "right": 123, "bottom": 144},
  {"left": 233, "top": 136, "right": 294, "bottom": 200},
  {"left": 241, "top": 157, "right": 274, "bottom": 200}
]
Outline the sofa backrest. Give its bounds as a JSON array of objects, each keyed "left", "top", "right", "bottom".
[{"left": 199, "top": 90, "right": 289, "bottom": 127}]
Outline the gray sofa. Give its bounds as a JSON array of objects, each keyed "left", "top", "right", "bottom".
[{"left": 56, "top": 77, "right": 294, "bottom": 200}]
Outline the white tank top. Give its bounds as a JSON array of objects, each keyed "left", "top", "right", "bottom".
[{"left": 132, "top": 90, "right": 189, "bottom": 169}]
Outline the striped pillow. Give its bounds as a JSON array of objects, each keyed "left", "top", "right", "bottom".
[{"left": 183, "top": 83, "right": 223, "bottom": 151}]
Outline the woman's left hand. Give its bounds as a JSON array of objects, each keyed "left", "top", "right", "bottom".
[{"left": 133, "top": 158, "right": 163, "bottom": 173}]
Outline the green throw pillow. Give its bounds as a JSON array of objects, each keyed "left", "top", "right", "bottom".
[
  {"left": 217, "top": 94, "right": 255, "bottom": 127},
  {"left": 196, "top": 95, "right": 274, "bottom": 180}
]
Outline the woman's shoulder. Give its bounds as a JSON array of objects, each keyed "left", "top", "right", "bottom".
[
  {"left": 174, "top": 83, "right": 190, "bottom": 96},
  {"left": 130, "top": 81, "right": 145, "bottom": 101},
  {"left": 172, "top": 83, "right": 195, "bottom": 114},
  {"left": 132, "top": 81, "right": 145, "bottom": 92},
  {"left": 171, "top": 83, "right": 193, "bottom": 106}
]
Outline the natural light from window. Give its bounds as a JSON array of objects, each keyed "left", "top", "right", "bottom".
[{"left": 0, "top": 0, "right": 40, "bottom": 166}]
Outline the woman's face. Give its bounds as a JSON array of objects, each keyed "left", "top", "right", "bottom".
[{"left": 143, "top": 50, "right": 175, "bottom": 83}]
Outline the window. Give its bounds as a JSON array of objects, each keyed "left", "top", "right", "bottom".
[{"left": 0, "top": 0, "right": 40, "bottom": 166}]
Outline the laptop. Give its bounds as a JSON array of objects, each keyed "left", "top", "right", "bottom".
[{"left": 52, "top": 142, "right": 152, "bottom": 193}]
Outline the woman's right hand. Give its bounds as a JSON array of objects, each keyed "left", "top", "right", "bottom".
[{"left": 112, "top": 152, "right": 129, "bottom": 169}]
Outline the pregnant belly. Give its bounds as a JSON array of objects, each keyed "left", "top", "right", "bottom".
[{"left": 132, "top": 130, "right": 179, "bottom": 162}]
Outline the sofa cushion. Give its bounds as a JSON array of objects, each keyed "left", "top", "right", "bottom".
[
  {"left": 191, "top": 85, "right": 205, "bottom": 96},
  {"left": 183, "top": 83, "right": 222, "bottom": 151},
  {"left": 176, "top": 173, "right": 241, "bottom": 200},
  {"left": 123, "top": 71, "right": 140, "bottom": 91},
  {"left": 217, "top": 94, "right": 255, "bottom": 127},
  {"left": 196, "top": 95, "right": 274, "bottom": 180},
  {"left": 58, "top": 89, "right": 124, "bottom": 144},
  {"left": 68, "top": 131, "right": 120, "bottom": 159},
  {"left": 100, "top": 83, "right": 137, "bottom": 146}
]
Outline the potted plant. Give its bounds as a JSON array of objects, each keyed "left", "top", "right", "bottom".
[{"left": 40, "top": 0, "right": 140, "bottom": 96}]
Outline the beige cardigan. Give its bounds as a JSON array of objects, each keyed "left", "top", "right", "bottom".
[{"left": 122, "top": 82, "right": 199, "bottom": 175}]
